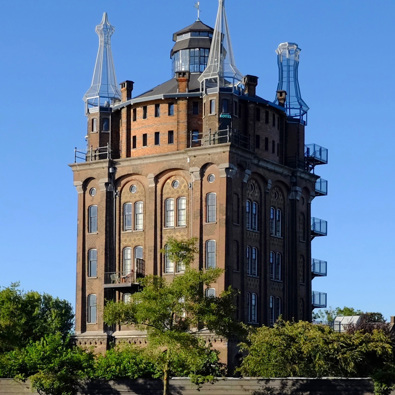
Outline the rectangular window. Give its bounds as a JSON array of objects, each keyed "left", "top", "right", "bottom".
[
  {"left": 206, "top": 240, "right": 216, "bottom": 268},
  {"left": 143, "top": 133, "right": 148, "bottom": 147},
  {"left": 155, "top": 132, "right": 160, "bottom": 146},
  {"left": 91, "top": 118, "right": 97, "bottom": 132},
  {"left": 192, "top": 101, "right": 199, "bottom": 115},
  {"left": 87, "top": 294, "right": 97, "bottom": 324},
  {"left": 222, "top": 99, "right": 229, "bottom": 113},
  {"left": 168, "top": 130, "right": 174, "bottom": 144},
  {"left": 205, "top": 288, "right": 216, "bottom": 298},
  {"left": 276, "top": 209, "right": 282, "bottom": 237},
  {"left": 246, "top": 200, "right": 251, "bottom": 230},
  {"left": 270, "top": 207, "right": 275, "bottom": 235},
  {"left": 155, "top": 104, "right": 160, "bottom": 117},
  {"left": 270, "top": 296, "right": 274, "bottom": 325},
  {"left": 177, "top": 197, "right": 187, "bottom": 226},
  {"left": 143, "top": 106, "right": 147, "bottom": 119},
  {"left": 88, "top": 249, "right": 97, "bottom": 277},
  {"left": 88, "top": 205, "right": 98, "bottom": 233},
  {"left": 132, "top": 135, "right": 137, "bottom": 149},
  {"left": 270, "top": 296, "right": 281, "bottom": 325},
  {"left": 134, "top": 201, "right": 143, "bottom": 231},
  {"left": 275, "top": 253, "right": 282, "bottom": 281},
  {"left": 265, "top": 110, "right": 269, "bottom": 124},
  {"left": 102, "top": 118, "right": 109, "bottom": 132},
  {"left": 123, "top": 202, "right": 132, "bottom": 231},
  {"left": 272, "top": 140, "right": 275, "bottom": 153},
  {"left": 133, "top": 108, "right": 136, "bottom": 121},
  {"left": 252, "top": 247, "right": 257, "bottom": 276},
  {"left": 164, "top": 198, "right": 174, "bottom": 227},
  {"left": 246, "top": 246, "right": 251, "bottom": 275},
  {"left": 270, "top": 251, "right": 274, "bottom": 279},
  {"left": 210, "top": 99, "right": 215, "bottom": 114},
  {"left": 168, "top": 103, "right": 174, "bottom": 116},
  {"left": 164, "top": 244, "right": 174, "bottom": 273},
  {"left": 123, "top": 247, "right": 132, "bottom": 276},
  {"left": 265, "top": 137, "right": 268, "bottom": 151},
  {"left": 255, "top": 135, "right": 260, "bottom": 149},
  {"left": 252, "top": 202, "right": 258, "bottom": 231},
  {"left": 248, "top": 293, "right": 257, "bottom": 323},
  {"left": 206, "top": 193, "right": 216, "bottom": 223},
  {"left": 256, "top": 108, "right": 260, "bottom": 122}
]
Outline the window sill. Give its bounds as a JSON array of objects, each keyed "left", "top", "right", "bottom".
[
  {"left": 270, "top": 279, "right": 283, "bottom": 283},
  {"left": 247, "top": 274, "right": 259, "bottom": 278},
  {"left": 205, "top": 221, "right": 217, "bottom": 225},
  {"left": 87, "top": 232, "right": 98, "bottom": 235}
]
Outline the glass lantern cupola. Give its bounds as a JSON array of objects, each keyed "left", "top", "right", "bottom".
[{"left": 171, "top": 20, "right": 214, "bottom": 74}]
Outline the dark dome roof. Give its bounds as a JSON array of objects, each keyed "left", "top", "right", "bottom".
[{"left": 172, "top": 20, "right": 214, "bottom": 42}]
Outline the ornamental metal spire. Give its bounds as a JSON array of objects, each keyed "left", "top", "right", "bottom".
[
  {"left": 274, "top": 42, "right": 309, "bottom": 122},
  {"left": 198, "top": 0, "right": 243, "bottom": 90},
  {"left": 83, "top": 13, "right": 121, "bottom": 111}
]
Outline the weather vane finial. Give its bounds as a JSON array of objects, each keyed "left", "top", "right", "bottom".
[{"left": 194, "top": 1, "right": 201, "bottom": 21}]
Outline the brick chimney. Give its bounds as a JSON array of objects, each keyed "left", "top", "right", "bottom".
[
  {"left": 176, "top": 71, "right": 190, "bottom": 93},
  {"left": 243, "top": 75, "right": 258, "bottom": 97},
  {"left": 276, "top": 90, "right": 287, "bottom": 107},
  {"left": 120, "top": 80, "right": 134, "bottom": 102}
]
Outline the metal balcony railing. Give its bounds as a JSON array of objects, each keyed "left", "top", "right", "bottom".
[
  {"left": 312, "top": 291, "right": 327, "bottom": 308},
  {"left": 188, "top": 127, "right": 250, "bottom": 150},
  {"left": 305, "top": 144, "right": 328, "bottom": 165},
  {"left": 312, "top": 258, "right": 327, "bottom": 277},
  {"left": 104, "top": 259, "right": 145, "bottom": 288},
  {"left": 315, "top": 178, "right": 328, "bottom": 196},
  {"left": 311, "top": 217, "right": 328, "bottom": 237},
  {"left": 74, "top": 144, "right": 112, "bottom": 163}
]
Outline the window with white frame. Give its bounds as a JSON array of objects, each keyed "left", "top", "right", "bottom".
[
  {"left": 134, "top": 201, "right": 143, "bottom": 230},
  {"left": 177, "top": 197, "right": 187, "bottom": 226},
  {"left": 88, "top": 205, "right": 98, "bottom": 233},
  {"left": 123, "top": 247, "right": 132, "bottom": 276},
  {"left": 246, "top": 200, "right": 251, "bottom": 230},
  {"left": 123, "top": 293, "right": 132, "bottom": 303},
  {"left": 270, "top": 296, "right": 281, "bottom": 326},
  {"left": 164, "top": 198, "right": 175, "bottom": 227},
  {"left": 206, "top": 240, "right": 216, "bottom": 269},
  {"left": 123, "top": 203, "right": 132, "bottom": 231},
  {"left": 205, "top": 288, "right": 216, "bottom": 298},
  {"left": 206, "top": 193, "right": 216, "bottom": 223},
  {"left": 248, "top": 292, "right": 258, "bottom": 323},
  {"left": 270, "top": 207, "right": 282, "bottom": 237},
  {"left": 87, "top": 294, "right": 97, "bottom": 324},
  {"left": 88, "top": 249, "right": 97, "bottom": 277},
  {"left": 253, "top": 201, "right": 258, "bottom": 228},
  {"left": 134, "top": 246, "right": 143, "bottom": 277},
  {"left": 164, "top": 244, "right": 174, "bottom": 273}
]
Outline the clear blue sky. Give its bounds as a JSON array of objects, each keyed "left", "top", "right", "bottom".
[{"left": 1, "top": 0, "right": 394, "bottom": 320}]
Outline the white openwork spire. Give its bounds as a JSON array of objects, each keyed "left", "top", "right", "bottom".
[
  {"left": 83, "top": 13, "right": 121, "bottom": 110},
  {"left": 198, "top": 0, "right": 243, "bottom": 90}
]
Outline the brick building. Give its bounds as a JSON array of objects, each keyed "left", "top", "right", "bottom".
[{"left": 71, "top": 1, "right": 328, "bottom": 362}]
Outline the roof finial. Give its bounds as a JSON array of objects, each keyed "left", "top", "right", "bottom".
[
  {"left": 83, "top": 12, "right": 121, "bottom": 112},
  {"left": 194, "top": 1, "right": 201, "bottom": 21}
]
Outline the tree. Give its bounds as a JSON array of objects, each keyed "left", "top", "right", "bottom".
[
  {"left": 0, "top": 284, "right": 74, "bottom": 353},
  {"left": 104, "top": 237, "right": 242, "bottom": 395},
  {"left": 239, "top": 320, "right": 395, "bottom": 390},
  {"left": 313, "top": 306, "right": 364, "bottom": 322}
]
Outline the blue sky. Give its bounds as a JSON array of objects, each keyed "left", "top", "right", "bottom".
[{"left": 1, "top": 0, "right": 394, "bottom": 320}]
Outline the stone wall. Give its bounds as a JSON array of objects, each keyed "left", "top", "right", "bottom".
[{"left": 2, "top": 377, "right": 393, "bottom": 395}]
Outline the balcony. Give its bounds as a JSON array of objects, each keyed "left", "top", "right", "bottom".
[
  {"left": 312, "top": 291, "right": 327, "bottom": 308},
  {"left": 311, "top": 217, "right": 327, "bottom": 238},
  {"left": 188, "top": 127, "right": 250, "bottom": 150},
  {"left": 315, "top": 178, "right": 328, "bottom": 196},
  {"left": 104, "top": 259, "right": 145, "bottom": 289},
  {"left": 305, "top": 144, "right": 328, "bottom": 172},
  {"left": 74, "top": 144, "right": 112, "bottom": 163},
  {"left": 312, "top": 258, "right": 327, "bottom": 277}
]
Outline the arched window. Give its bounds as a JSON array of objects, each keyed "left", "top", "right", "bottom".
[
  {"left": 87, "top": 249, "right": 97, "bottom": 277},
  {"left": 123, "top": 203, "right": 132, "bottom": 231},
  {"left": 123, "top": 247, "right": 132, "bottom": 276},
  {"left": 246, "top": 200, "right": 251, "bottom": 229},
  {"left": 270, "top": 251, "right": 275, "bottom": 279},
  {"left": 177, "top": 197, "right": 187, "bottom": 226},
  {"left": 164, "top": 198, "right": 174, "bottom": 227},
  {"left": 134, "top": 201, "right": 143, "bottom": 230},
  {"left": 134, "top": 246, "right": 144, "bottom": 278},
  {"left": 246, "top": 246, "right": 251, "bottom": 274},
  {"left": 251, "top": 247, "right": 258, "bottom": 276},
  {"left": 88, "top": 205, "right": 97, "bottom": 233},
  {"left": 206, "top": 240, "right": 216, "bottom": 269},
  {"left": 164, "top": 244, "right": 174, "bottom": 273},
  {"left": 206, "top": 193, "right": 216, "bottom": 223},
  {"left": 87, "top": 294, "right": 96, "bottom": 324},
  {"left": 276, "top": 209, "right": 282, "bottom": 237},
  {"left": 252, "top": 202, "right": 258, "bottom": 231}
]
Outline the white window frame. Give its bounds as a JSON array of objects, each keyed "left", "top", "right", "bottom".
[
  {"left": 206, "top": 193, "right": 216, "bottom": 223},
  {"left": 177, "top": 197, "right": 187, "bottom": 226},
  {"left": 134, "top": 201, "right": 143, "bottom": 230},
  {"left": 123, "top": 247, "right": 132, "bottom": 276},
  {"left": 88, "top": 249, "right": 97, "bottom": 278},
  {"left": 123, "top": 202, "right": 132, "bottom": 231},
  {"left": 87, "top": 294, "right": 97, "bottom": 324},
  {"left": 164, "top": 244, "right": 174, "bottom": 273},
  {"left": 88, "top": 205, "right": 98, "bottom": 233},
  {"left": 205, "top": 240, "right": 216, "bottom": 269},
  {"left": 164, "top": 198, "right": 175, "bottom": 227}
]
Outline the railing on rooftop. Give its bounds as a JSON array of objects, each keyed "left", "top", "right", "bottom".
[
  {"left": 315, "top": 178, "right": 328, "bottom": 196},
  {"left": 311, "top": 217, "right": 328, "bottom": 238},
  {"left": 312, "top": 291, "right": 327, "bottom": 308},
  {"left": 74, "top": 144, "right": 112, "bottom": 163},
  {"left": 312, "top": 258, "right": 327, "bottom": 277},
  {"left": 188, "top": 127, "right": 250, "bottom": 150}
]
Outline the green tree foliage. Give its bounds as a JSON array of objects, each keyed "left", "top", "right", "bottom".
[
  {"left": 313, "top": 306, "right": 364, "bottom": 322},
  {"left": 104, "top": 237, "right": 242, "bottom": 395},
  {"left": 239, "top": 320, "right": 395, "bottom": 382},
  {"left": 0, "top": 284, "right": 74, "bottom": 352},
  {"left": 0, "top": 333, "right": 94, "bottom": 395}
]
